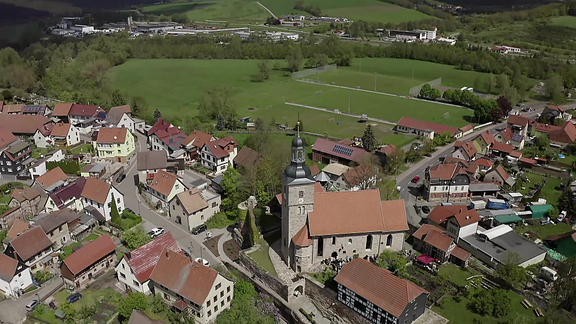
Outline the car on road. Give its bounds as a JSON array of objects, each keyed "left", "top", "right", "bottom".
[
  {"left": 195, "top": 257, "right": 210, "bottom": 267},
  {"left": 26, "top": 300, "right": 39, "bottom": 311},
  {"left": 66, "top": 293, "right": 82, "bottom": 304},
  {"left": 191, "top": 224, "right": 207, "bottom": 235},
  {"left": 421, "top": 206, "right": 430, "bottom": 214},
  {"left": 116, "top": 174, "right": 126, "bottom": 183},
  {"left": 148, "top": 227, "right": 165, "bottom": 238},
  {"left": 411, "top": 176, "right": 420, "bottom": 183}
]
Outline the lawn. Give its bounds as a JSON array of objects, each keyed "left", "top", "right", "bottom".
[
  {"left": 55, "top": 288, "right": 120, "bottom": 311},
  {"left": 69, "top": 144, "right": 93, "bottom": 154},
  {"left": 32, "top": 147, "right": 52, "bottom": 159},
  {"left": 248, "top": 239, "right": 277, "bottom": 276},
  {"left": 0, "top": 0, "right": 80, "bottom": 15},
  {"left": 259, "top": 0, "right": 430, "bottom": 24},
  {"left": 433, "top": 287, "right": 538, "bottom": 324},
  {"left": 515, "top": 222, "right": 573, "bottom": 240},
  {"left": 109, "top": 59, "right": 473, "bottom": 140},
  {"left": 60, "top": 233, "right": 101, "bottom": 259},
  {"left": 143, "top": 0, "right": 270, "bottom": 23},
  {"left": 549, "top": 16, "right": 576, "bottom": 29},
  {"left": 517, "top": 172, "right": 563, "bottom": 206},
  {"left": 438, "top": 264, "right": 480, "bottom": 287}
]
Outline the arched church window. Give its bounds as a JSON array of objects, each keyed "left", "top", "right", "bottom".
[{"left": 386, "top": 234, "right": 393, "bottom": 247}]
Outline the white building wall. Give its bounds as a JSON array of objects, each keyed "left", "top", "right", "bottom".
[
  {"left": 30, "top": 161, "right": 47, "bottom": 180},
  {"left": 33, "top": 131, "right": 50, "bottom": 148},
  {"left": 519, "top": 252, "right": 546, "bottom": 268},
  {"left": 67, "top": 125, "right": 80, "bottom": 146},
  {"left": 200, "top": 274, "right": 234, "bottom": 323},
  {"left": 115, "top": 257, "right": 151, "bottom": 295},
  {"left": 0, "top": 267, "right": 33, "bottom": 297},
  {"left": 165, "top": 180, "right": 186, "bottom": 206},
  {"left": 117, "top": 114, "right": 135, "bottom": 132}
]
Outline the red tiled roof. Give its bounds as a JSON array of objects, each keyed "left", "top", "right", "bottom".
[
  {"left": 149, "top": 170, "right": 179, "bottom": 197},
  {"left": 63, "top": 234, "right": 116, "bottom": 275},
  {"left": 50, "top": 123, "right": 71, "bottom": 138},
  {"left": 474, "top": 158, "right": 494, "bottom": 168},
  {"left": 550, "top": 122, "right": 576, "bottom": 144},
  {"left": 412, "top": 224, "right": 445, "bottom": 241},
  {"left": 479, "top": 131, "right": 495, "bottom": 145},
  {"left": 0, "top": 254, "right": 18, "bottom": 282},
  {"left": 10, "top": 226, "right": 52, "bottom": 261},
  {"left": 81, "top": 177, "right": 111, "bottom": 204},
  {"left": 312, "top": 137, "right": 370, "bottom": 163},
  {"left": 69, "top": 104, "right": 103, "bottom": 117},
  {"left": 510, "top": 151, "right": 522, "bottom": 158},
  {"left": 182, "top": 130, "right": 214, "bottom": 148},
  {"left": 96, "top": 127, "right": 128, "bottom": 144},
  {"left": 335, "top": 258, "right": 428, "bottom": 318},
  {"left": 454, "top": 140, "right": 477, "bottom": 159},
  {"left": 531, "top": 121, "right": 561, "bottom": 133},
  {"left": 293, "top": 224, "right": 313, "bottom": 246},
  {"left": 452, "top": 209, "right": 481, "bottom": 227},
  {"left": 428, "top": 163, "right": 465, "bottom": 180},
  {"left": 0, "top": 128, "right": 16, "bottom": 149},
  {"left": 36, "top": 167, "right": 67, "bottom": 189},
  {"left": 6, "top": 219, "right": 29, "bottom": 239},
  {"left": 491, "top": 141, "right": 514, "bottom": 154},
  {"left": 507, "top": 115, "right": 529, "bottom": 126},
  {"left": 424, "top": 230, "right": 454, "bottom": 252},
  {"left": 337, "top": 138, "right": 355, "bottom": 146},
  {"left": 494, "top": 165, "right": 510, "bottom": 181},
  {"left": 37, "top": 122, "right": 54, "bottom": 136},
  {"left": 310, "top": 164, "right": 321, "bottom": 176},
  {"left": 519, "top": 157, "right": 537, "bottom": 165},
  {"left": 459, "top": 124, "right": 474, "bottom": 132},
  {"left": 109, "top": 105, "right": 132, "bottom": 114},
  {"left": 427, "top": 205, "right": 468, "bottom": 225},
  {"left": 52, "top": 103, "right": 73, "bottom": 117},
  {"left": 308, "top": 190, "right": 407, "bottom": 236},
  {"left": 0, "top": 115, "right": 52, "bottom": 135},
  {"left": 314, "top": 182, "right": 325, "bottom": 193},
  {"left": 148, "top": 118, "right": 174, "bottom": 136},
  {"left": 149, "top": 249, "right": 219, "bottom": 305},
  {"left": 397, "top": 117, "right": 459, "bottom": 136},
  {"left": 379, "top": 144, "right": 397, "bottom": 156},
  {"left": 499, "top": 127, "right": 514, "bottom": 142},
  {"left": 125, "top": 232, "right": 182, "bottom": 283},
  {"left": 451, "top": 246, "right": 471, "bottom": 261},
  {"left": 548, "top": 105, "right": 568, "bottom": 112}
]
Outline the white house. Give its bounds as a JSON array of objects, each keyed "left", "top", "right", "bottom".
[
  {"left": 445, "top": 209, "right": 481, "bottom": 243},
  {"left": 200, "top": 137, "right": 238, "bottom": 175},
  {"left": 147, "top": 170, "right": 186, "bottom": 208},
  {"left": 106, "top": 109, "right": 135, "bottom": 132},
  {"left": 115, "top": 232, "right": 182, "bottom": 295},
  {"left": 28, "top": 149, "right": 65, "bottom": 180},
  {"left": 0, "top": 254, "right": 33, "bottom": 298},
  {"left": 5, "top": 226, "right": 53, "bottom": 273},
  {"left": 168, "top": 188, "right": 221, "bottom": 232},
  {"left": 80, "top": 177, "right": 124, "bottom": 221},
  {"left": 49, "top": 123, "right": 80, "bottom": 147}
]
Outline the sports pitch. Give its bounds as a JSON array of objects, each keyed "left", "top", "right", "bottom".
[{"left": 109, "top": 58, "right": 475, "bottom": 143}]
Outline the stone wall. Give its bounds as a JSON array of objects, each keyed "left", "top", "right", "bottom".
[{"left": 303, "top": 276, "right": 369, "bottom": 324}]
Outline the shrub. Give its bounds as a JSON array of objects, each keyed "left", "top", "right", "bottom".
[
  {"left": 206, "top": 212, "right": 235, "bottom": 229},
  {"left": 299, "top": 308, "right": 317, "bottom": 324}
]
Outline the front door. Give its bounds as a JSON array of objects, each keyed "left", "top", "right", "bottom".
[{"left": 88, "top": 273, "right": 93, "bottom": 280}]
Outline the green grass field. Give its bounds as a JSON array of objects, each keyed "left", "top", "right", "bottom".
[
  {"left": 259, "top": 0, "right": 430, "bottom": 24},
  {"left": 549, "top": 16, "right": 576, "bottom": 29},
  {"left": 142, "top": 0, "right": 270, "bottom": 23},
  {"left": 109, "top": 59, "right": 474, "bottom": 142},
  {"left": 0, "top": 0, "right": 80, "bottom": 15}
]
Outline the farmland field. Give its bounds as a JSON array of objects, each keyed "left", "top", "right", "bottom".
[
  {"left": 109, "top": 59, "right": 474, "bottom": 143},
  {"left": 141, "top": 0, "right": 270, "bottom": 23},
  {"left": 549, "top": 16, "right": 576, "bottom": 29}
]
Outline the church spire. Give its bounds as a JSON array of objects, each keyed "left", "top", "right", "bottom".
[{"left": 284, "top": 121, "right": 313, "bottom": 181}]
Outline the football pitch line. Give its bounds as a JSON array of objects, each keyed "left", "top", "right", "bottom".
[{"left": 284, "top": 102, "right": 397, "bottom": 126}]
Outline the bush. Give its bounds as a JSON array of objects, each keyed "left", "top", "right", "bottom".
[
  {"left": 299, "top": 308, "right": 317, "bottom": 324},
  {"left": 206, "top": 212, "right": 236, "bottom": 229},
  {"left": 34, "top": 270, "right": 54, "bottom": 284}
]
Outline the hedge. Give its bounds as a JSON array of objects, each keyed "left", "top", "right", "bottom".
[{"left": 47, "top": 161, "right": 81, "bottom": 174}]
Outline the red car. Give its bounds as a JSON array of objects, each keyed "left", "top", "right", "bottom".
[{"left": 411, "top": 176, "right": 420, "bottom": 183}]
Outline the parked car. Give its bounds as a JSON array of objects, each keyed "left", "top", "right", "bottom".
[
  {"left": 116, "top": 174, "right": 126, "bottom": 183},
  {"left": 26, "top": 300, "right": 39, "bottom": 311},
  {"left": 148, "top": 227, "right": 165, "bottom": 238},
  {"left": 191, "top": 224, "right": 207, "bottom": 235},
  {"left": 411, "top": 176, "right": 420, "bottom": 183},
  {"left": 66, "top": 293, "right": 82, "bottom": 304},
  {"left": 195, "top": 258, "right": 210, "bottom": 267}
]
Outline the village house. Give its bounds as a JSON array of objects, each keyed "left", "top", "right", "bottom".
[
  {"left": 80, "top": 178, "right": 125, "bottom": 222},
  {"left": 0, "top": 114, "right": 53, "bottom": 137},
  {"left": 28, "top": 149, "right": 65, "bottom": 179},
  {"left": 43, "top": 177, "right": 87, "bottom": 213},
  {"left": 80, "top": 164, "right": 107, "bottom": 179},
  {"left": 9, "top": 186, "right": 44, "bottom": 217},
  {"left": 115, "top": 232, "right": 182, "bottom": 294},
  {"left": 485, "top": 165, "right": 515, "bottom": 187},
  {"left": 334, "top": 258, "right": 429, "bottom": 324},
  {"left": 233, "top": 146, "right": 260, "bottom": 171},
  {"left": 4, "top": 226, "right": 53, "bottom": 273},
  {"left": 105, "top": 107, "right": 134, "bottom": 131},
  {"left": 5, "top": 220, "right": 29, "bottom": 242},
  {"left": 94, "top": 127, "right": 135, "bottom": 163},
  {"left": 68, "top": 104, "right": 106, "bottom": 125},
  {"left": 34, "top": 167, "right": 68, "bottom": 193},
  {"left": 424, "top": 163, "right": 470, "bottom": 205},
  {"left": 549, "top": 122, "right": 576, "bottom": 148},
  {"left": 395, "top": 116, "right": 461, "bottom": 140},
  {"left": 147, "top": 170, "right": 186, "bottom": 208},
  {"left": 412, "top": 224, "right": 471, "bottom": 267},
  {"left": 181, "top": 130, "right": 215, "bottom": 162},
  {"left": 33, "top": 209, "right": 81, "bottom": 249},
  {"left": 320, "top": 163, "right": 350, "bottom": 190},
  {"left": 23, "top": 104, "right": 50, "bottom": 116},
  {"left": 507, "top": 115, "right": 530, "bottom": 137},
  {"left": 60, "top": 234, "right": 116, "bottom": 291},
  {"left": 148, "top": 118, "right": 188, "bottom": 155},
  {"left": 50, "top": 123, "right": 80, "bottom": 147},
  {"left": 137, "top": 151, "right": 168, "bottom": 183},
  {"left": 51, "top": 103, "right": 73, "bottom": 123},
  {"left": 200, "top": 137, "right": 238, "bottom": 175},
  {"left": 451, "top": 140, "right": 477, "bottom": 162},
  {"left": 0, "top": 253, "right": 33, "bottom": 298},
  {"left": 472, "top": 131, "right": 495, "bottom": 155},
  {"left": 4, "top": 104, "right": 24, "bottom": 115},
  {"left": 469, "top": 182, "right": 501, "bottom": 199},
  {"left": 281, "top": 135, "right": 409, "bottom": 273},
  {"left": 168, "top": 188, "right": 221, "bottom": 232},
  {"left": 426, "top": 205, "right": 481, "bottom": 243},
  {"left": 149, "top": 249, "right": 234, "bottom": 323},
  {"left": 312, "top": 137, "right": 370, "bottom": 166},
  {"left": 375, "top": 144, "right": 397, "bottom": 167},
  {"left": 0, "top": 138, "right": 33, "bottom": 176},
  {"left": 0, "top": 208, "right": 25, "bottom": 230},
  {"left": 490, "top": 141, "right": 514, "bottom": 158},
  {"left": 542, "top": 105, "right": 572, "bottom": 124}
]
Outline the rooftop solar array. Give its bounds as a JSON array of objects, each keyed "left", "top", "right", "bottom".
[{"left": 333, "top": 145, "right": 353, "bottom": 156}]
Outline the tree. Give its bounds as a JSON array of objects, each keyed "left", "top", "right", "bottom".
[
  {"left": 536, "top": 134, "right": 550, "bottom": 150},
  {"left": 216, "top": 279, "right": 274, "bottom": 324},
  {"left": 491, "top": 289, "right": 512, "bottom": 318},
  {"left": 110, "top": 196, "right": 121, "bottom": 225},
  {"left": 347, "top": 156, "right": 379, "bottom": 190},
  {"left": 545, "top": 74, "right": 564, "bottom": 101},
  {"left": 487, "top": 73, "right": 496, "bottom": 94},
  {"left": 118, "top": 292, "right": 149, "bottom": 321},
  {"left": 377, "top": 250, "right": 407, "bottom": 275},
  {"left": 492, "top": 97, "right": 512, "bottom": 121},
  {"left": 60, "top": 301, "right": 77, "bottom": 321},
  {"left": 468, "top": 289, "right": 494, "bottom": 316},
  {"left": 361, "top": 124, "right": 377, "bottom": 151},
  {"left": 552, "top": 256, "right": 576, "bottom": 309},
  {"left": 494, "top": 252, "right": 529, "bottom": 289},
  {"left": 123, "top": 225, "right": 151, "bottom": 249},
  {"left": 78, "top": 304, "right": 97, "bottom": 320},
  {"left": 378, "top": 177, "right": 400, "bottom": 200},
  {"left": 559, "top": 181, "right": 576, "bottom": 217},
  {"left": 286, "top": 46, "right": 302, "bottom": 72},
  {"left": 252, "top": 60, "right": 270, "bottom": 82},
  {"left": 153, "top": 108, "right": 162, "bottom": 121},
  {"left": 385, "top": 148, "right": 404, "bottom": 175},
  {"left": 497, "top": 73, "right": 510, "bottom": 95},
  {"left": 110, "top": 90, "right": 126, "bottom": 107}
]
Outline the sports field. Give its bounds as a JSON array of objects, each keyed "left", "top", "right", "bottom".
[
  {"left": 549, "top": 16, "right": 576, "bottom": 29},
  {"left": 259, "top": 0, "right": 430, "bottom": 24},
  {"left": 109, "top": 59, "right": 474, "bottom": 143}
]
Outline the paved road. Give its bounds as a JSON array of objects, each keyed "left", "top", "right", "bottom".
[
  {"left": 0, "top": 278, "right": 62, "bottom": 324},
  {"left": 115, "top": 134, "right": 221, "bottom": 267},
  {"left": 397, "top": 104, "right": 547, "bottom": 227}
]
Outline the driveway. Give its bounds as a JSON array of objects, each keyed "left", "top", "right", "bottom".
[
  {"left": 114, "top": 133, "right": 221, "bottom": 267},
  {"left": 0, "top": 278, "right": 63, "bottom": 324}
]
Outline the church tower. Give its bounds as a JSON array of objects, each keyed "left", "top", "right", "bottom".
[{"left": 281, "top": 127, "right": 316, "bottom": 267}]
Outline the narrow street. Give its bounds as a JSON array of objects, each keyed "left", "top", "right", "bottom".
[{"left": 0, "top": 279, "right": 62, "bottom": 324}]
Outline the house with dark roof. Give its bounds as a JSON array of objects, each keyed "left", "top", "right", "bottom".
[
  {"left": 334, "top": 258, "right": 429, "bottom": 324},
  {"left": 424, "top": 163, "right": 470, "bottom": 205},
  {"left": 507, "top": 115, "right": 529, "bottom": 139},
  {"left": 137, "top": 151, "right": 168, "bottom": 183},
  {"left": 80, "top": 178, "right": 125, "bottom": 222},
  {"left": 115, "top": 232, "right": 182, "bottom": 295},
  {"left": 149, "top": 249, "right": 234, "bottom": 323},
  {"left": 168, "top": 188, "right": 220, "bottom": 232},
  {"left": 33, "top": 209, "right": 81, "bottom": 249},
  {"left": 485, "top": 165, "right": 515, "bottom": 187},
  {"left": 312, "top": 137, "right": 370, "bottom": 166},
  {"left": 43, "top": 177, "right": 87, "bottom": 213},
  {"left": 68, "top": 104, "right": 105, "bottom": 125},
  {"left": 105, "top": 108, "right": 134, "bottom": 131},
  {"left": 542, "top": 105, "right": 572, "bottom": 124},
  {"left": 395, "top": 116, "right": 461, "bottom": 140},
  {"left": 94, "top": 127, "right": 135, "bottom": 163},
  {"left": 0, "top": 253, "right": 33, "bottom": 298},
  {"left": 4, "top": 226, "right": 53, "bottom": 273},
  {"left": 412, "top": 224, "right": 471, "bottom": 267},
  {"left": 181, "top": 130, "right": 215, "bottom": 162},
  {"left": 61, "top": 234, "right": 116, "bottom": 290},
  {"left": 23, "top": 104, "right": 49, "bottom": 116},
  {"left": 146, "top": 170, "right": 186, "bottom": 208},
  {"left": 200, "top": 137, "right": 238, "bottom": 175},
  {"left": 148, "top": 118, "right": 188, "bottom": 155},
  {"left": 233, "top": 146, "right": 260, "bottom": 171},
  {"left": 0, "top": 139, "right": 33, "bottom": 176},
  {"left": 549, "top": 122, "right": 576, "bottom": 148}
]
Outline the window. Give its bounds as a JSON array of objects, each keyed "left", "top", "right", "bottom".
[
  {"left": 6, "top": 161, "right": 11, "bottom": 166},
  {"left": 317, "top": 238, "right": 323, "bottom": 256},
  {"left": 214, "top": 295, "right": 217, "bottom": 302},
  {"left": 120, "top": 273, "right": 126, "bottom": 279},
  {"left": 207, "top": 310, "right": 212, "bottom": 317},
  {"left": 348, "top": 239, "right": 352, "bottom": 244},
  {"left": 164, "top": 293, "right": 170, "bottom": 300},
  {"left": 172, "top": 205, "right": 175, "bottom": 210},
  {"left": 201, "top": 215, "right": 204, "bottom": 220},
  {"left": 299, "top": 191, "right": 304, "bottom": 198},
  {"left": 386, "top": 234, "right": 393, "bottom": 247},
  {"left": 117, "top": 198, "right": 120, "bottom": 203},
  {"left": 227, "top": 296, "right": 231, "bottom": 302},
  {"left": 220, "top": 166, "right": 225, "bottom": 170},
  {"left": 214, "top": 305, "right": 218, "bottom": 312},
  {"left": 220, "top": 291, "right": 224, "bottom": 298},
  {"left": 207, "top": 300, "right": 211, "bottom": 307},
  {"left": 176, "top": 184, "right": 179, "bottom": 189},
  {"left": 227, "top": 286, "right": 231, "bottom": 293},
  {"left": 212, "top": 202, "right": 217, "bottom": 208},
  {"left": 133, "top": 280, "right": 140, "bottom": 287},
  {"left": 332, "top": 237, "right": 336, "bottom": 245},
  {"left": 366, "top": 235, "right": 373, "bottom": 250},
  {"left": 122, "top": 264, "right": 125, "bottom": 269},
  {"left": 221, "top": 301, "right": 224, "bottom": 307},
  {"left": 216, "top": 283, "right": 221, "bottom": 290}
]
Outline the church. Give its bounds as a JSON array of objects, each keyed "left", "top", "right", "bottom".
[{"left": 281, "top": 132, "right": 409, "bottom": 273}]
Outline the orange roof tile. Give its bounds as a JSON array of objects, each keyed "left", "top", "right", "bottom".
[
  {"left": 50, "top": 123, "right": 71, "bottom": 137},
  {"left": 423, "top": 230, "right": 453, "bottom": 252},
  {"left": 6, "top": 219, "right": 29, "bottom": 239},
  {"left": 96, "top": 127, "right": 128, "bottom": 144},
  {"left": 0, "top": 254, "right": 18, "bottom": 282},
  {"left": 428, "top": 163, "right": 465, "bottom": 180},
  {"left": 293, "top": 224, "right": 312, "bottom": 246},
  {"left": 508, "top": 115, "right": 529, "bottom": 126},
  {"left": 310, "top": 164, "right": 321, "bottom": 176},
  {"left": 335, "top": 258, "right": 428, "bottom": 318},
  {"left": 149, "top": 170, "right": 179, "bottom": 197},
  {"left": 81, "top": 177, "right": 111, "bottom": 204},
  {"left": 451, "top": 246, "right": 471, "bottom": 261},
  {"left": 63, "top": 234, "right": 116, "bottom": 275},
  {"left": 52, "top": 103, "right": 73, "bottom": 116},
  {"left": 412, "top": 224, "right": 445, "bottom": 240}
]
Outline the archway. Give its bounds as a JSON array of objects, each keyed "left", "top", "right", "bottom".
[
  {"left": 294, "top": 285, "right": 304, "bottom": 297},
  {"left": 386, "top": 234, "right": 393, "bottom": 247},
  {"left": 331, "top": 252, "right": 338, "bottom": 258}
]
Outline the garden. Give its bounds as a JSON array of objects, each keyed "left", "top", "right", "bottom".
[{"left": 60, "top": 232, "right": 101, "bottom": 259}]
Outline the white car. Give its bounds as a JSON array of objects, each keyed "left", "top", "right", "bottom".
[
  {"left": 148, "top": 227, "right": 165, "bottom": 238},
  {"left": 195, "top": 257, "right": 210, "bottom": 267}
]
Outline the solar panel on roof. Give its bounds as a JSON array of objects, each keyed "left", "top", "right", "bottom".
[
  {"left": 333, "top": 145, "right": 353, "bottom": 156},
  {"left": 512, "top": 134, "right": 522, "bottom": 142}
]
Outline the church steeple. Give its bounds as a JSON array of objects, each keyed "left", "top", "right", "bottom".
[{"left": 284, "top": 122, "right": 313, "bottom": 181}]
